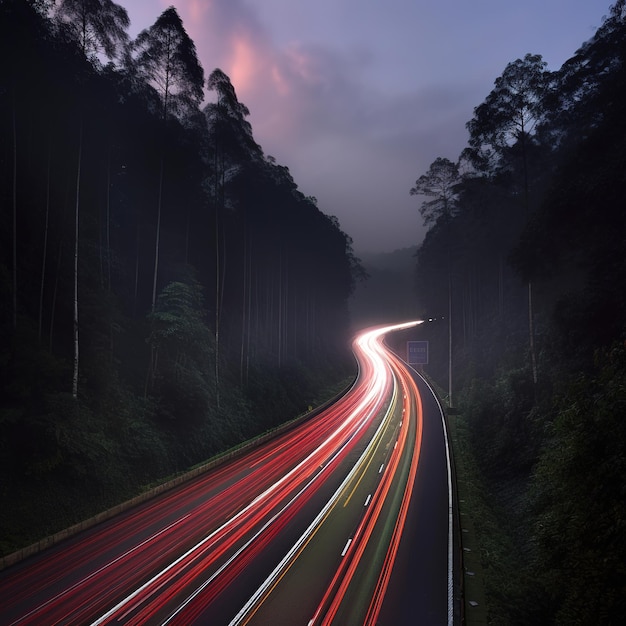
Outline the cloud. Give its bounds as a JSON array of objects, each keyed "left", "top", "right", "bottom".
[
  {"left": 125, "top": 0, "right": 609, "bottom": 252},
  {"left": 158, "top": 1, "right": 478, "bottom": 252}
]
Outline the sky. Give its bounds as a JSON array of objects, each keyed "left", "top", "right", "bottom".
[{"left": 121, "top": 0, "right": 610, "bottom": 254}]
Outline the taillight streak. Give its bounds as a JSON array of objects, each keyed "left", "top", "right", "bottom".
[
  {"left": 227, "top": 378, "right": 401, "bottom": 626},
  {"left": 362, "top": 352, "right": 424, "bottom": 625},
  {"left": 89, "top": 334, "right": 393, "bottom": 625}
]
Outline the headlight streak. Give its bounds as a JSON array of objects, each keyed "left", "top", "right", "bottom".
[
  {"left": 326, "top": 328, "right": 423, "bottom": 625},
  {"left": 89, "top": 326, "right": 401, "bottom": 626},
  {"left": 1, "top": 321, "right": 428, "bottom": 626},
  {"left": 12, "top": 376, "right": 383, "bottom": 625},
  {"left": 90, "top": 391, "right": 387, "bottom": 625},
  {"left": 310, "top": 353, "right": 417, "bottom": 626},
  {"left": 161, "top": 383, "right": 396, "bottom": 626},
  {"left": 225, "top": 373, "right": 402, "bottom": 626},
  {"left": 229, "top": 321, "right": 423, "bottom": 626},
  {"left": 4, "top": 514, "right": 192, "bottom": 626},
  {"left": 362, "top": 350, "right": 424, "bottom": 626}
]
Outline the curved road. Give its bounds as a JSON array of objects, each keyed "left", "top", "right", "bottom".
[{"left": 0, "top": 321, "right": 456, "bottom": 625}]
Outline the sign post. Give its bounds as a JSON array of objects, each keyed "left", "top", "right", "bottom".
[{"left": 407, "top": 340, "right": 429, "bottom": 365}]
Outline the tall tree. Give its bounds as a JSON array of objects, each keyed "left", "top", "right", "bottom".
[
  {"left": 410, "top": 156, "right": 460, "bottom": 225},
  {"left": 205, "top": 69, "right": 262, "bottom": 405},
  {"left": 464, "top": 54, "right": 549, "bottom": 176},
  {"left": 544, "top": 0, "right": 626, "bottom": 145},
  {"left": 55, "top": 0, "right": 129, "bottom": 398},
  {"left": 132, "top": 7, "right": 204, "bottom": 313},
  {"left": 464, "top": 53, "right": 550, "bottom": 386},
  {"left": 411, "top": 156, "right": 460, "bottom": 404},
  {"left": 0, "top": 0, "right": 53, "bottom": 332},
  {"left": 56, "top": 0, "right": 129, "bottom": 61}
]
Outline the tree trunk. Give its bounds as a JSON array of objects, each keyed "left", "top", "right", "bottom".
[
  {"left": 277, "top": 251, "right": 283, "bottom": 368},
  {"left": 498, "top": 255, "right": 504, "bottom": 319},
  {"left": 72, "top": 118, "right": 83, "bottom": 399},
  {"left": 12, "top": 89, "right": 17, "bottom": 330},
  {"left": 240, "top": 228, "right": 248, "bottom": 385},
  {"left": 39, "top": 143, "right": 51, "bottom": 342},
  {"left": 151, "top": 155, "right": 164, "bottom": 312},
  {"left": 147, "top": 154, "right": 165, "bottom": 393},
  {"left": 528, "top": 281, "right": 538, "bottom": 384},
  {"left": 521, "top": 131, "right": 538, "bottom": 386},
  {"left": 245, "top": 244, "right": 253, "bottom": 386},
  {"left": 214, "top": 191, "right": 220, "bottom": 409},
  {"left": 49, "top": 238, "right": 63, "bottom": 354},
  {"left": 213, "top": 111, "right": 224, "bottom": 409},
  {"left": 106, "top": 144, "right": 112, "bottom": 293},
  {"left": 133, "top": 224, "right": 139, "bottom": 318},
  {"left": 448, "top": 272, "right": 453, "bottom": 408},
  {"left": 106, "top": 145, "right": 114, "bottom": 358}
]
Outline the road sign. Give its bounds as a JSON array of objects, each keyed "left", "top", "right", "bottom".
[{"left": 407, "top": 340, "right": 429, "bottom": 365}]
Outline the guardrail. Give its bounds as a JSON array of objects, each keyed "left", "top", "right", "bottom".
[{"left": 1, "top": 379, "right": 356, "bottom": 572}]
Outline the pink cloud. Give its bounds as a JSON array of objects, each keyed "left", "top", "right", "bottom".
[
  {"left": 170, "top": 0, "right": 362, "bottom": 146},
  {"left": 124, "top": 0, "right": 607, "bottom": 253}
]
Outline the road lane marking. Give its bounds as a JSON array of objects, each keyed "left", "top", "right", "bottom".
[
  {"left": 90, "top": 369, "right": 391, "bottom": 626},
  {"left": 341, "top": 539, "right": 352, "bottom": 557},
  {"left": 341, "top": 381, "right": 400, "bottom": 508},
  {"left": 227, "top": 390, "right": 397, "bottom": 626},
  {"left": 232, "top": 321, "right": 423, "bottom": 626},
  {"left": 8, "top": 514, "right": 192, "bottom": 626}
]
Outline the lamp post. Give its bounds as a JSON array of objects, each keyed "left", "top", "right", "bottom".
[{"left": 448, "top": 273, "right": 452, "bottom": 408}]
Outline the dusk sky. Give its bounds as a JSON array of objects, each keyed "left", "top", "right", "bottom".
[{"left": 122, "top": 0, "right": 609, "bottom": 254}]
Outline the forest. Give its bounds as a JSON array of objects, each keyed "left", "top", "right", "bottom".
[
  {"left": 409, "top": 1, "right": 626, "bottom": 623},
  {"left": 0, "top": 0, "right": 362, "bottom": 555}
]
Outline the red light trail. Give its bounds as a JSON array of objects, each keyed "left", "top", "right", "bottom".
[{"left": 0, "top": 321, "right": 454, "bottom": 626}]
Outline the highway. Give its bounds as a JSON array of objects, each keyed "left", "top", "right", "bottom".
[{"left": 0, "top": 321, "right": 455, "bottom": 625}]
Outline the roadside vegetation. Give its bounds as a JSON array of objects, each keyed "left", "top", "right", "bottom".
[{"left": 411, "top": 3, "right": 626, "bottom": 622}]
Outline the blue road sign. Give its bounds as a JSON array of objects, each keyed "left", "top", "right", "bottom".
[{"left": 407, "top": 340, "right": 429, "bottom": 365}]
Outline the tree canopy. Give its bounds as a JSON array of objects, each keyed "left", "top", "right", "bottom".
[
  {"left": 132, "top": 6, "right": 204, "bottom": 120},
  {"left": 410, "top": 156, "right": 460, "bottom": 225},
  {"left": 55, "top": 0, "right": 130, "bottom": 62},
  {"left": 409, "top": 3, "right": 626, "bottom": 622}
]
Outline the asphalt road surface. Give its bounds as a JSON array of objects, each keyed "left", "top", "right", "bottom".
[{"left": 0, "top": 321, "right": 457, "bottom": 625}]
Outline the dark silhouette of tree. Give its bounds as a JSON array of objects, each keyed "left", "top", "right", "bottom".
[
  {"left": 0, "top": 0, "right": 55, "bottom": 333},
  {"left": 0, "top": 2, "right": 368, "bottom": 561},
  {"left": 132, "top": 6, "right": 204, "bottom": 313},
  {"left": 410, "top": 156, "right": 460, "bottom": 225},
  {"left": 464, "top": 53, "right": 551, "bottom": 386},
  {"left": 206, "top": 68, "right": 261, "bottom": 162},
  {"left": 56, "top": 0, "right": 129, "bottom": 61},
  {"left": 411, "top": 157, "right": 461, "bottom": 404},
  {"left": 54, "top": 0, "right": 129, "bottom": 398},
  {"left": 464, "top": 54, "right": 549, "bottom": 175},
  {"left": 512, "top": 5, "right": 626, "bottom": 367},
  {"left": 25, "top": 0, "right": 54, "bottom": 15},
  {"left": 205, "top": 68, "right": 263, "bottom": 403}
]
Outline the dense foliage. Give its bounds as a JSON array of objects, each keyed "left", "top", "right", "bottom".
[
  {"left": 411, "top": 2, "right": 626, "bottom": 622},
  {"left": 0, "top": 0, "right": 361, "bottom": 554}
]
